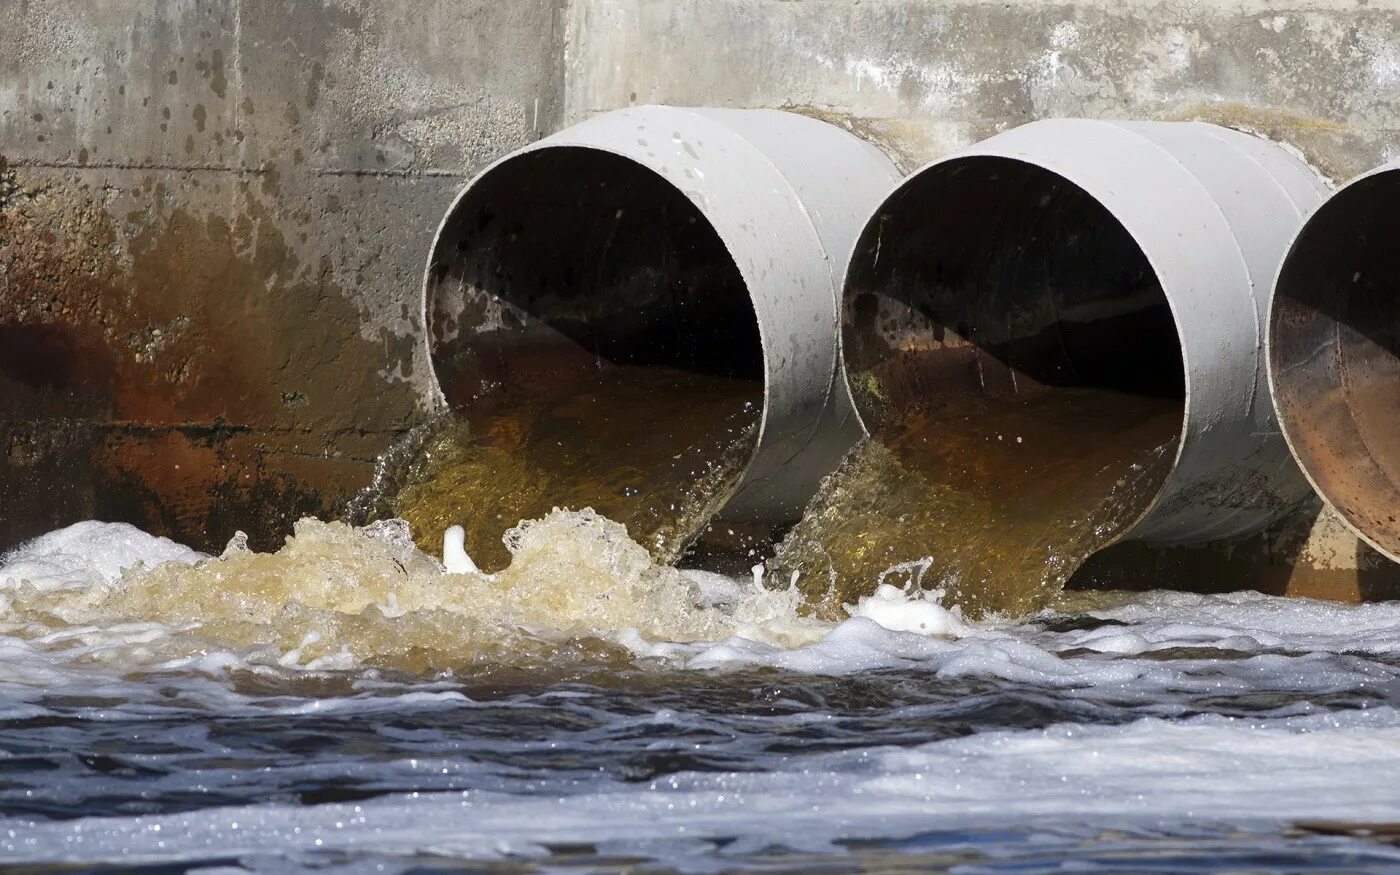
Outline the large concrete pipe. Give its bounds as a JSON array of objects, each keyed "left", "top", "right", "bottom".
[
  {"left": 807, "top": 119, "right": 1328, "bottom": 612},
  {"left": 1270, "top": 162, "right": 1400, "bottom": 562},
  {"left": 415, "top": 106, "right": 900, "bottom": 568},
  {"left": 843, "top": 119, "right": 1329, "bottom": 543}
]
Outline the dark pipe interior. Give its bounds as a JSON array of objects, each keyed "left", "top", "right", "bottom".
[
  {"left": 1271, "top": 171, "right": 1400, "bottom": 557},
  {"left": 842, "top": 157, "right": 1186, "bottom": 436},
  {"left": 412, "top": 147, "right": 766, "bottom": 568},
  {"left": 427, "top": 147, "right": 763, "bottom": 405}
]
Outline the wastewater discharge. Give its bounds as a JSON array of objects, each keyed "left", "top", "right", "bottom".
[
  {"left": 771, "top": 388, "right": 1180, "bottom": 619},
  {"left": 0, "top": 510, "right": 828, "bottom": 676},
  {"left": 384, "top": 364, "right": 759, "bottom": 572},
  {"left": 8, "top": 516, "right": 1400, "bottom": 871}
]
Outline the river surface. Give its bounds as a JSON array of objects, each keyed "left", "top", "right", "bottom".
[{"left": 3, "top": 517, "right": 1400, "bottom": 872}]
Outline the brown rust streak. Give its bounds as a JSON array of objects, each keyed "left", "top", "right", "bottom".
[{"left": 0, "top": 157, "right": 412, "bottom": 552}]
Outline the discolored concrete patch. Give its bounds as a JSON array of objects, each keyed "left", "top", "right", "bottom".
[{"left": 0, "top": 161, "right": 425, "bottom": 550}]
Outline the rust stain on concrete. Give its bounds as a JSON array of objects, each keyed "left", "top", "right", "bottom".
[{"left": 0, "top": 157, "right": 410, "bottom": 552}]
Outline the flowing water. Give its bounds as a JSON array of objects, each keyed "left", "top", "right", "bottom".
[
  {"left": 771, "top": 388, "right": 1181, "bottom": 619},
  {"left": 5, "top": 515, "right": 1400, "bottom": 872},
  {"left": 385, "top": 365, "right": 759, "bottom": 571}
]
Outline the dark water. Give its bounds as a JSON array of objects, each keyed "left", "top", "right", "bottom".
[
  {"left": 6, "top": 574, "right": 1400, "bottom": 873},
  {"left": 1, "top": 661, "right": 1392, "bottom": 822}
]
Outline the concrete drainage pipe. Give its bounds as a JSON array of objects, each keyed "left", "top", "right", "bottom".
[
  {"left": 1270, "top": 162, "right": 1400, "bottom": 561},
  {"left": 840, "top": 118, "right": 1329, "bottom": 549},
  {"left": 416, "top": 106, "right": 900, "bottom": 567}
]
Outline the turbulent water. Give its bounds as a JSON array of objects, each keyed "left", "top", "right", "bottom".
[
  {"left": 387, "top": 365, "right": 759, "bottom": 571},
  {"left": 5, "top": 516, "right": 1400, "bottom": 871},
  {"left": 772, "top": 389, "right": 1180, "bottom": 619}
]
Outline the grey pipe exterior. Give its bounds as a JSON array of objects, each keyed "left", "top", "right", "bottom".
[
  {"left": 423, "top": 105, "right": 901, "bottom": 523},
  {"left": 1269, "top": 161, "right": 1400, "bottom": 561},
  {"left": 841, "top": 118, "right": 1329, "bottom": 545}
]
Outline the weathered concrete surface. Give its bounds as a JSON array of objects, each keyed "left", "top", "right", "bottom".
[
  {"left": 566, "top": 0, "right": 1400, "bottom": 180},
  {"left": 1, "top": 1, "right": 565, "bottom": 550}
]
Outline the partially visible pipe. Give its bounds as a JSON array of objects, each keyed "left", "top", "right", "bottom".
[
  {"left": 1269, "top": 161, "right": 1400, "bottom": 561},
  {"left": 841, "top": 119, "right": 1330, "bottom": 547},
  {"left": 419, "top": 106, "right": 899, "bottom": 561}
]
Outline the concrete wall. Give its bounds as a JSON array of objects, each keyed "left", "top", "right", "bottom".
[
  {"left": 566, "top": 0, "right": 1400, "bottom": 180},
  {"left": 0, "top": 0, "right": 564, "bottom": 549},
  {"left": 5, "top": 0, "right": 1400, "bottom": 575}
]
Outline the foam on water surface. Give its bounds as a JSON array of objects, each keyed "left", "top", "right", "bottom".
[
  {"left": 7, "top": 513, "right": 1400, "bottom": 685},
  {"left": 0, "top": 521, "right": 206, "bottom": 593},
  {"left": 12, "top": 710, "right": 1400, "bottom": 858},
  {"left": 5, "top": 516, "right": 1400, "bottom": 871},
  {"left": 0, "top": 512, "right": 835, "bottom": 675}
]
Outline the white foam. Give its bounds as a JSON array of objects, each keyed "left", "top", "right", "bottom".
[
  {"left": 1, "top": 519, "right": 1398, "bottom": 704},
  {"left": 0, "top": 519, "right": 1396, "bottom": 713},
  {"left": 0, "top": 521, "right": 207, "bottom": 593},
  {"left": 1045, "top": 590, "right": 1400, "bottom": 656},
  {"left": 849, "top": 583, "right": 970, "bottom": 636},
  {"left": 8, "top": 711, "right": 1400, "bottom": 867},
  {"left": 440, "top": 524, "right": 480, "bottom": 575}
]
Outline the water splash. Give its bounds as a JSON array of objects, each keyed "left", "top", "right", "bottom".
[
  {"left": 0, "top": 511, "right": 825, "bottom": 676},
  {"left": 771, "top": 389, "right": 1179, "bottom": 619},
  {"left": 386, "top": 364, "right": 760, "bottom": 571}
]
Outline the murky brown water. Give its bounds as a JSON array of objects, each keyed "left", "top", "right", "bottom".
[
  {"left": 771, "top": 388, "right": 1180, "bottom": 619},
  {"left": 390, "top": 364, "right": 760, "bottom": 571}
]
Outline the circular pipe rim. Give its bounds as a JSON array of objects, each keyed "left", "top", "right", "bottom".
[
  {"left": 839, "top": 118, "right": 1324, "bottom": 545},
  {"left": 420, "top": 105, "right": 897, "bottom": 523},
  {"left": 837, "top": 153, "right": 1191, "bottom": 546},
  {"left": 1267, "top": 159, "right": 1400, "bottom": 563},
  {"left": 420, "top": 142, "right": 772, "bottom": 521}
]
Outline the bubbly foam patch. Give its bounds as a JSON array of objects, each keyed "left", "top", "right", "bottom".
[
  {"left": 0, "top": 521, "right": 206, "bottom": 593},
  {"left": 6, "top": 512, "right": 1400, "bottom": 696},
  {"left": 7, "top": 710, "right": 1400, "bottom": 868},
  {"left": 1049, "top": 588, "right": 1400, "bottom": 656},
  {"left": 0, "top": 512, "right": 830, "bottom": 673}
]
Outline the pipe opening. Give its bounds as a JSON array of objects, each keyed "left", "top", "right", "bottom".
[
  {"left": 1271, "top": 171, "right": 1400, "bottom": 559},
  {"left": 843, "top": 158, "right": 1186, "bottom": 424},
  {"left": 407, "top": 147, "right": 765, "bottom": 570},
  {"left": 775, "top": 157, "right": 1186, "bottom": 617}
]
